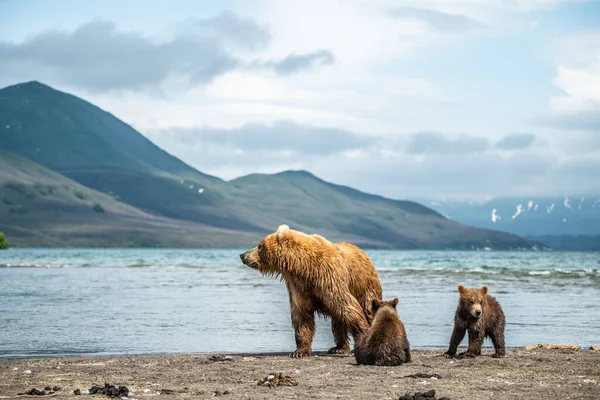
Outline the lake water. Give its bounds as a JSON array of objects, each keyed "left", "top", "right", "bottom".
[{"left": 1, "top": 249, "right": 599, "bottom": 358}]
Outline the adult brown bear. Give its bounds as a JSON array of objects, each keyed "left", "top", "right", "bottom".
[{"left": 240, "top": 224, "right": 382, "bottom": 358}]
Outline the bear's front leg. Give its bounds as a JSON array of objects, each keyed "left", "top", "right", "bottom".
[
  {"left": 460, "top": 328, "right": 483, "bottom": 358},
  {"left": 287, "top": 282, "right": 315, "bottom": 358},
  {"left": 443, "top": 324, "right": 466, "bottom": 359},
  {"left": 327, "top": 318, "right": 351, "bottom": 355},
  {"left": 290, "top": 305, "right": 314, "bottom": 358}
]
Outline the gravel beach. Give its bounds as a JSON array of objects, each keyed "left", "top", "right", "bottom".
[{"left": 1, "top": 349, "right": 599, "bottom": 399}]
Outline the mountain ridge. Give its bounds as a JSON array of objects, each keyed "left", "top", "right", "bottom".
[{"left": 0, "top": 81, "right": 539, "bottom": 249}]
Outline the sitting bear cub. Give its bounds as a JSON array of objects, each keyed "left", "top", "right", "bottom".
[
  {"left": 444, "top": 285, "right": 506, "bottom": 359},
  {"left": 354, "top": 298, "right": 411, "bottom": 366}
]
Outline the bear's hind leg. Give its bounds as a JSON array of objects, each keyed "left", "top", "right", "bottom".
[
  {"left": 489, "top": 324, "right": 506, "bottom": 358},
  {"left": 327, "top": 318, "right": 351, "bottom": 355},
  {"left": 320, "top": 291, "right": 369, "bottom": 343}
]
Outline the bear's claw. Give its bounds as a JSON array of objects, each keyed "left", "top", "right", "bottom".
[
  {"left": 290, "top": 349, "right": 311, "bottom": 358},
  {"left": 327, "top": 346, "right": 352, "bottom": 356},
  {"left": 443, "top": 351, "right": 455, "bottom": 359}
]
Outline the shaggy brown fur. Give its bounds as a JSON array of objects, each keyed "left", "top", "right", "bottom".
[
  {"left": 354, "top": 298, "right": 411, "bottom": 366},
  {"left": 443, "top": 285, "right": 506, "bottom": 359},
  {"left": 240, "top": 224, "right": 382, "bottom": 358}
]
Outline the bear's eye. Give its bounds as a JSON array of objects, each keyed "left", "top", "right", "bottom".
[{"left": 470, "top": 300, "right": 475, "bottom": 304}]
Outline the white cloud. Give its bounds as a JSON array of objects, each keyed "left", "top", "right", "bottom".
[{"left": 549, "top": 33, "right": 600, "bottom": 115}]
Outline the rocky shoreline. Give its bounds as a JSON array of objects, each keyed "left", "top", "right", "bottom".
[{"left": 1, "top": 349, "right": 599, "bottom": 399}]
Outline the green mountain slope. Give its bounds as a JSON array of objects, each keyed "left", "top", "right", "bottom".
[
  {"left": 0, "top": 81, "right": 262, "bottom": 231},
  {"left": 0, "top": 81, "right": 538, "bottom": 249},
  {"left": 0, "top": 152, "right": 261, "bottom": 247},
  {"left": 229, "top": 171, "right": 537, "bottom": 249}
]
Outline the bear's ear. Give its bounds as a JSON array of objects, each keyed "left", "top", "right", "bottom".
[
  {"left": 480, "top": 285, "right": 488, "bottom": 295},
  {"left": 371, "top": 299, "right": 381, "bottom": 312},
  {"left": 391, "top": 298, "right": 399, "bottom": 308},
  {"left": 276, "top": 224, "right": 290, "bottom": 240},
  {"left": 458, "top": 285, "right": 466, "bottom": 294}
]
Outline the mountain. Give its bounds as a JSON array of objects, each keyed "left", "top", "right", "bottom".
[
  {"left": 0, "top": 152, "right": 262, "bottom": 247},
  {"left": 0, "top": 81, "right": 261, "bottom": 232},
  {"left": 409, "top": 196, "right": 600, "bottom": 250},
  {"left": 0, "top": 81, "right": 538, "bottom": 249},
  {"left": 411, "top": 196, "right": 600, "bottom": 236}
]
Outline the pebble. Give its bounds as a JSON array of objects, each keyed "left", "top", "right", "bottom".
[
  {"left": 23, "top": 370, "right": 32, "bottom": 374},
  {"left": 590, "top": 344, "right": 600, "bottom": 351},
  {"left": 12, "top": 367, "right": 18, "bottom": 371}
]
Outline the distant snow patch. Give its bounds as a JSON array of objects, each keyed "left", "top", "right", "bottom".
[
  {"left": 563, "top": 218, "right": 567, "bottom": 222},
  {"left": 5, "top": 125, "right": 9, "bottom": 129},
  {"left": 564, "top": 196, "right": 572, "bottom": 210},
  {"left": 579, "top": 197, "right": 585, "bottom": 210},
  {"left": 512, "top": 204, "right": 524, "bottom": 220},
  {"left": 491, "top": 209, "right": 501, "bottom": 222},
  {"left": 198, "top": 188, "right": 204, "bottom": 193},
  {"left": 527, "top": 200, "right": 534, "bottom": 211},
  {"left": 547, "top": 203, "right": 555, "bottom": 214},
  {"left": 534, "top": 203, "right": 539, "bottom": 211}
]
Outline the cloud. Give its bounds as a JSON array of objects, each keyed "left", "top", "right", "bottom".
[
  {"left": 388, "top": 7, "right": 484, "bottom": 32},
  {"left": 495, "top": 133, "right": 536, "bottom": 150},
  {"left": 184, "top": 10, "right": 271, "bottom": 50},
  {"left": 547, "top": 33, "right": 600, "bottom": 117},
  {"left": 542, "top": 110, "right": 600, "bottom": 133},
  {"left": 0, "top": 13, "right": 334, "bottom": 93},
  {"left": 142, "top": 118, "right": 599, "bottom": 199},
  {"left": 0, "top": 19, "right": 241, "bottom": 92},
  {"left": 249, "top": 50, "right": 336, "bottom": 75},
  {"left": 270, "top": 50, "right": 335, "bottom": 75},
  {"left": 151, "top": 120, "right": 372, "bottom": 155},
  {"left": 405, "top": 131, "right": 490, "bottom": 155}
]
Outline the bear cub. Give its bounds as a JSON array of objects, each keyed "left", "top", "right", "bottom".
[
  {"left": 354, "top": 298, "right": 411, "bottom": 366},
  {"left": 444, "top": 285, "right": 505, "bottom": 359}
]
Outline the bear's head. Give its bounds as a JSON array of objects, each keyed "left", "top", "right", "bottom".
[
  {"left": 239, "top": 224, "right": 296, "bottom": 275},
  {"left": 371, "top": 298, "right": 399, "bottom": 315},
  {"left": 458, "top": 285, "right": 488, "bottom": 318}
]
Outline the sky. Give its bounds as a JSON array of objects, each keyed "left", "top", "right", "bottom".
[{"left": 1, "top": 0, "right": 599, "bottom": 200}]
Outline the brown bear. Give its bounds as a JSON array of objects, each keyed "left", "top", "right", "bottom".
[
  {"left": 443, "top": 285, "right": 506, "bottom": 359},
  {"left": 354, "top": 298, "right": 411, "bottom": 366},
  {"left": 239, "top": 224, "right": 382, "bottom": 358}
]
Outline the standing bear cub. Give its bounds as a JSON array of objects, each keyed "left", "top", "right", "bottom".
[
  {"left": 240, "top": 225, "right": 382, "bottom": 358},
  {"left": 444, "top": 285, "right": 506, "bottom": 359},
  {"left": 354, "top": 298, "right": 411, "bottom": 366}
]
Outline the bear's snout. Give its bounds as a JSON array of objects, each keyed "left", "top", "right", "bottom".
[
  {"left": 474, "top": 310, "right": 482, "bottom": 317},
  {"left": 240, "top": 249, "right": 260, "bottom": 270}
]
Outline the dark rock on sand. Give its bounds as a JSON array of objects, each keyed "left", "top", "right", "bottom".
[
  {"left": 87, "top": 383, "right": 129, "bottom": 398},
  {"left": 398, "top": 389, "right": 451, "bottom": 400},
  {"left": 18, "top": 388, "right": 45, "bottom": 396},
  {"left": 18, "top": 386, "right": 62, "bottom": 396}
]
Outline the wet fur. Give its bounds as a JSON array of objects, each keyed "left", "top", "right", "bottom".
[
  {"left": 240, "top": 225, "right": 382, "bottom": 358},
  {"left": 354, "top": 298, "right": 411, "bottom": 366},
  {"left": 444, "top": 285, "right": 506, "bottom": 359}
]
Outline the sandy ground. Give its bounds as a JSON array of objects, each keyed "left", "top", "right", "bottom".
[{"left": 1, "top": 349, "right": 599, "bottom": 400}]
